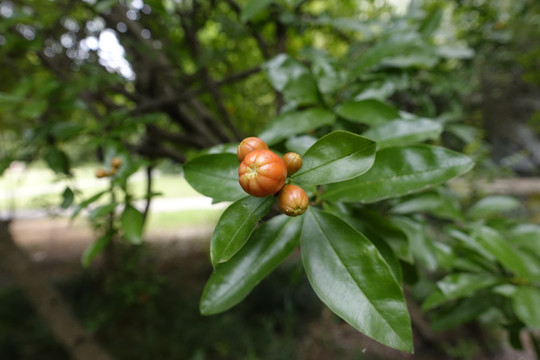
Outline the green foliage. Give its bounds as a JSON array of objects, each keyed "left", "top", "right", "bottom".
[{"left": 2, "top": 0, "right": 540, "bottom": 356}]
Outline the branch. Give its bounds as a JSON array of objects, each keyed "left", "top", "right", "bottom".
[
  {"left": 133, "top": 65, "right": 262, "bottom": 114},
  {"left": 178, "top": 10, "right": 243, "bottom": 140},
  {"left": 147, "top": 124, "right": 210, "bottom": 149},
  {"left": 217, "top": 65, "right": 262, "bottom": 86}
]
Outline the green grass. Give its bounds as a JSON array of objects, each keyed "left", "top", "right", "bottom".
[
  {"left": 146, "top": 209, "right": 223, "bottom": 230},
  {"left": 0, "top": 164, "right": 203, "bottom": 211}
]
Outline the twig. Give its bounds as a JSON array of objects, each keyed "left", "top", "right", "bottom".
[{"left": 142, "top": 165, "right": 153, "bottom": 222}]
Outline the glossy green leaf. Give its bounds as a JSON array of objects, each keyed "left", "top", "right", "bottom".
[
  {"left": 363, "top": 118, "right": 443, "bottom": 149},
  {"left": 323, "top": 145, "right": 474, "bottom": 203},
  {"left": 60, "top": 186, "right": 74, "bottom": 209},
  {"left": 472, "top": 226, "right": 530, "bottom": 278},
  {"left": 240, "top": 0, "right": 273, "bottom": 23},
  {"left": 258, "top": 108, "right": 335, "bottom": 146},
  {"left": 121, "top": 204, "right": 144, "bottom": 245},
  {"left": 301, "top": 208, "right": 412, "bottom": 352},
  {"left": 210, "top": 196, "right": 275, "bottom": 266},
  {"left": 332, "top": 210, "right": 403, "bottom": 282},
  {"left": 512, "top": 287, "right": 540, "bottom": 329},
  {"left": 183, "top": 153, "right": 245, "bottom": 203},
  {"left": 82, "top": 230, "right": 113, "bottom": 268},
  {"left": 291, "top": 131, "right": 376, "bottom": 185},
  {"left": 200, "top": 215, "right": 302, "bottom": 315},
  {"left": 467, "top": 195, "right": 521, "bottom": 219},
  {"left": 422, "top": 273, "right": 500, "bottom": 311},
  {"left": 334, "top": 99, "right": 399, "bottom": 126}
]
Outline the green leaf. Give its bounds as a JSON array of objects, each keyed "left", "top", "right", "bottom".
[
  {"left": 282, "top": 73, "right": 320, "bottom": 106},
  {"left": 82, "top": 230, "right": 113, "bottom": 268},
  {"left": 354, "top": 209, "right": 412, "bottom": 264},
  {"left": 285, "top": 135, "right": 317, "bottom": 155},
  {"left": 71, "top": 190, "right": 107, "bottom": 219},
  {"left": 422, "top": 273, "right": 500, "bottom": 311},
  {"left": 436, "top": 45, "right": 474, "bottom": 60},
  {"left": 183, "top": 154, "right": 245, "bottom": 203},
  {"left": 430, "top": 295, "right": 490, "bottom": 332},
  {"left": 60, "top": 187, "right": 74, "bottom": 209},
  {"left": 44, "top": 147, "right": 70, "bottom": 175},
  {"left": 301, "top": 48, "right": 343, "bottom": 94},
  {"left": 390, "top": 216, "right": 439, "bottom": 270},
  {"left": 512, "top": 287, "right": 540, "bottom": 329},
  {"left": 391, "top": 190, "right": 463, "bottom": 220},
  {"left": 419, "top": 7, "right": 444, "bottom": 37},
  {"left": 121, "top": 204, "right": 144, "bottom": 245},
  {"left": 51, "top": 122, "right": 85, "bottom": 140},
  {"left": 240, "top": 0, "right": 273, "bottom": 23},
  {"left": 195, "top": 143, "right": 238, "bottom": 157},
  {"left": 363, "top": 118, "right": 443, "bottom": 149},
  {"left": 301, "top": 208, "right": 412, "bottom": 352},
  {"left": 334, "top": 99, "right": 399, "bottom": 126},
  {"left": 210, "top": 196, "right": 275, "bottom": 266},
  {"left": 445, "top": 124, "right": 479, "bottom": 144},
  {"left": 381, "top": 51, "right": 439, "bottom": 69},
  {"left": 467, "top": 196, "right": 521, "bottom": 219},
  {"left": 263, "top": 54, "right": 309, "bottom": 92},
  {"left": 509, "top": 224, "right": 540, "bottom": 254},
  {"left": 349, "top": 34, "right": 420, "bottom": 76},
  {"left": 89, "top": 202, "right": 117, "bottom": 221},
  {"left": 291, "top": 131, "right": 376, "bottom": 185},
  {"left": 332, "top": 210, "right": 403, "bottom": 282},
  {"left": 200, "top": 215, "right": 302, "bottom": 315},
  {"left": 258, "top": 108, "right": 335, "bottom": 146},
  {"left": 323, "top": 145, "right": 474, "bottom": 203},
  {"left": 472, "top": 226, "right": 530, "bottom": 279}
]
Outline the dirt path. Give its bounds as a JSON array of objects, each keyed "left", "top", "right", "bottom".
[{"left": 1, "top": 217, "right": 213, "bottom": 283}]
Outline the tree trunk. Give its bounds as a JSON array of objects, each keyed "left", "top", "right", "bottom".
[{"left": 0, "top": 220, "right": 113, "bottom": 360}]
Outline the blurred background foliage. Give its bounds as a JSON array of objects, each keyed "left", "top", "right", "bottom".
[{"left": 1, "top": 0, "right": 540, "bottom": 359}]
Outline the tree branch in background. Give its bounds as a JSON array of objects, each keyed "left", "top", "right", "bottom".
[{"left": 178, "top": 9, "right": 243, "bottom": 141}]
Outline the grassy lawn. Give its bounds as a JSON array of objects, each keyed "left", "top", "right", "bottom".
[
  {"left": 146, "top": 208, "right": 223, "bottom": 230},
  {"left": 1, "top": 163, "right": 202, "bottom": 211},
  {"left": 1, "top": 163, "right": 224, "bottom": 229}
]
